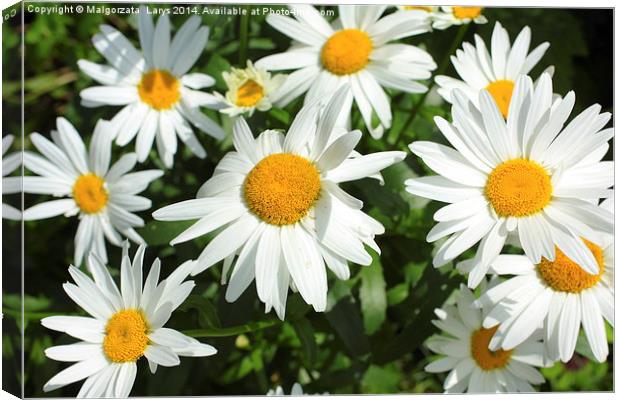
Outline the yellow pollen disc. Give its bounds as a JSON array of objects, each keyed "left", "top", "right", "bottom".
[
  {"left": 73, "top": 173, "right": 108, "bottom": 214},
  {"left": 235, "top": 79, "right": 264, "bottom": 107},
  {"left": 485, "top": 159, "right": 552, "bottom": 217},
  {"left": 470, "top": 325, "right": 513, "bottom": 370},
  {"left": 404, "top": 6, "right": 434, "bottom": 12},
  {"left": 138, "top": 69, "right": 181, "bottom": 110},
  {"left": 452, "top": 6, "right": 484, "bottom": 19},
  {"left": 486, "top": 80, "right": 515, "bottom": 118},
  {"left": 244, "top": 153, "right": 321, "bottom": 226},
  {"left": 103, "top": 309, "right": 149, "bottom": 363},
  {"left": 321, "top": 29, "right": 373, "bottom": 76},
  {"left": 538, "top": 240, "right": 605, "bottom": 293}
]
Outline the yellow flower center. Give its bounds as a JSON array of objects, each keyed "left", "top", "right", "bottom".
[
  {"left": 404, "top": 6, "right": 434, "bottom": 12},
  {"left": 235, "top": 79, "right": 264, "bottom": 107},
  {"left": 452, "top": 6, "right": 484, "bottom": 19},
  {"left": 321, "top": 29, "right": 373, "bottom": 76},
  {"left": 485, "top": 159, "right": 552, "bottom": 217},
  {"left": 138, "top": 69, "right": 181, "bottom": 110},
  {"left": 243, "top": 153, "right": 321, "bottom": 226},
  {"left": 73, "top": 173, "right": 108, "bottom": 214},
  {"left": 103, "top": 309, "right": 149, "bottom": 363},
  {"left": 538, "top": 240, "right": 605, "bottom": 293},
  {"left": 471, "top": 325, "right": 513, "bottom": 370},
  {"left": 486, "top": 80, "right": 515, "bottom": 118}
]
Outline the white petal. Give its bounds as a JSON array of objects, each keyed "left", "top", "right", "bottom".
[
  {"left": 326, "top": 151, "right": 406, "bottom": 183},
  {"left": 43, "top": 355, "right": 109, "bottom": 393},
  {"left": 196, "top": 173, "right": 244, "bottom": 198},
  {"left": 80, "top": 86, "right": 138, "bottom": 106},
  {"left": 281, "top": 224, "right": 327, "bottom": 311},
  {"left": 45, "top": 343, "right": 102, "bottom": 362},
  {"left": 172, "top": 26, "right": 209, "bottom": 76},
  {"left": 409, "top": 141, "right": 487, "bottom": 187},
  {"left": 425, "top": 356, "right": 460, "bottom": 373},
  {"left": 41, "top": 316, "right": 105, "bottom": 343},
  {"left": 193, "top": 214, "right": 260, "bottom": 275},
  {"left": 144, "top": 344, "right": 180, "bottom": 367},
  {"left": 271, "top": 66, "right": 320, "bottom": 107},
  {"left": 169, "top": 15, "right": 202, "bottom": 63},
  {"left": 317, "top": 130, "right": 361, "bottom": 171},
  {"left": 22, "top": 199, "right": 76, "bottom": 221},
  {"left": 181, "top": 73, "right": 215, "bottom": 89},
  {"left": 558, "top": 294, "right": 581, "bottom": 362},
  {"left": 150, "top": 327, "right": 192, "bottom": 348},
  {"left": 310, "top": 85, "right": 352, "bottom": 160},
  {"left": 115, "top": 103, "right": 150, "bottom": 147},
  {"left": 255, "top": 226, "right": 281, "bottom": 304},
  {"left": 152, "top": 14, "right": 171, "bottom": 69},
  {"left": 232, "top": 117, "right": 260, "bottom": 164},
  {"left": 580, "top": 290, "right": 609, "bottom": 362},
  {"left": 77, "top": 59, "right": 123, "bottom": 85},
  {"left": 225, "top": 224, "right": 266, "bottom": 302},
  {"left": 114, "top": 362, "right": 137, "bottom": 398},
  {"left": 177, "top": 100, "right": 225, "bottom": 140},
  {"left": 265, "top": 14, "right": 325, "bottom": 46},
  {"left": 283, "top": 102, "right": 320, "bottom": 154},
  {"left": 444, "top": 358, "right": 475, "bottom": 390},
  {"left": 255, "top": 50, "right": 319, "bottom": 71},
  {"left": 173, "top": 340, "right": 218, "bottom": 357},
  {"left": 153, "top": 197, "right": 240, "bottom": 221},
  {"left": 500, "top": 288, "right": 553, "bottom": 349},
  {"left": 89, "top": 120, "right": 113, "bottom": 176}
]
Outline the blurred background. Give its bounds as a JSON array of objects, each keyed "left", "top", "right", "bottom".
[{"left": 2, "top": 2, "right": 613, "bottom": 396}]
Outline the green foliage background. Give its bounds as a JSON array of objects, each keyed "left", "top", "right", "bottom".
[{"left": 2, "top": 2, "right": 613, "bottom": 396}]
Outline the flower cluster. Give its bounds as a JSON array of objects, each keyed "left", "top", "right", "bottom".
[
  {"left": 5, "top": 3, "right": 612, "bottom": 397},
  {"left": 406, "top": 21, "right": 613, "bottom": 393}
]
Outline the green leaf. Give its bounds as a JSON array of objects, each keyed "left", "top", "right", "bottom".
[
  {"left": 137, "top": 220, "right": 194, "bottom": 246},
  {"left": 268, "top": 108, "right": 291, "bottom": 125},
  {"left": 325, "top": 295, "right": 370, "bottom": 358},
  {"left": 219, "top": 354, "right": 256, "bottom": 383},
  {"left": 372, "top": 265, "right": 461, "bottom": 364},
  {"left": 178, "top": 294, "right": 222, "bottom": 328},
  {"left": 183, "top": 318, "right": 281, "bottom": 338},
  {"left": 362, "top": 364, "right": 401, "bottom": 393},
  {"left": 386, "top": 283, "right": 409, "bottom": 306},
  {"left": 205, "top": 53, "right": 232, "bottom": 90},
  {"left": 3, "top": 293, "right": 51, "bottom": 312},
  {"left": 359, "top": 255, "right": 387, "bottom": 335},
  {"left": 291, "top": 318, "right": 318, "bottom": 367}
]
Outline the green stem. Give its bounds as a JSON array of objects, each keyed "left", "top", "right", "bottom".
[
  {"left": 238, "top": 6, "right": 251, "bottom": 65},
  {"left": 394, "top": 23, "right": 470, "bottom": 144},
  {"left": 183, "top": 318, "right": 281, "bottom": 338},
  {"left": 251, "top": 350, "right": 269, "bottom": 393}
]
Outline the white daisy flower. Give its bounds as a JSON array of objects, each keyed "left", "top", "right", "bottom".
[
  {"left": 256, "top": 5, "right": 436, "bottom": 138},
  {"left": 78, "top": 6, "right": 225, "bottom": 168},
  {"left": 395, "top": 6, "right": 439, "bottom": 22},
  {"left": 153, "top": 87, "right": 406, "bottom": 319},
  {"left": 41, "top": 243, "right": 217, "bottom": 398},
  {"left": 406, "top": 73, "right": 614, "bottom": 288},
  {"left": 267, "top": 382, "right": 304, "bottom": 396},
  {"left": 432, "top": 6, "right": 488, "bottom": 31},
  {"left": 22, "top": 117, "right": 163, "bottom": 266},
  {"left": 436, "top": 22, "right": 551, "bottom": 118},
  {"left": 470, "top": 198, "right": 614, "bottom": 364},
  {"left": 397, "top": 5, "right": 438, "bottom": 12},
  {"left": 2, "top": 135, "right": 21, "bottom": 220},
  {"left": 214, "top": 60, "right": 286, "bottom": 117},
  {"left": 425, "top": 283, "right": 548, "bottom": 393}
]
